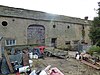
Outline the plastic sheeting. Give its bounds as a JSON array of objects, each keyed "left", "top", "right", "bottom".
[
  {"left": 9, "top": 54, "right": 22, "bottom": 64},
  {"left": 1, "top": 57, "right": 10, "bottom": 74}
]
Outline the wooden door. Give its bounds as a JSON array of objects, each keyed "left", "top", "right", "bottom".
[{"left": 27, "top": 25, "right": 45, "bottom": 45}]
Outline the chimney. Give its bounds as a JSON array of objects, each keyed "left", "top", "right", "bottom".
[{"left": 84, "top": 16, "right": 88, "bottom": 20}]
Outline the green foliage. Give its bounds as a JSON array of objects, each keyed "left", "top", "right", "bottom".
[
  {"left": 82, "top": 29, "right": 85, "bottom": 39},
  {"left": 89, "top": 3, "right": 100, "bottom": 46},
  {"left": 88, "top": 45, "right": 100, "bottom": 55},
  {"left": 89, "top": 24, "right": 100, "bottom": 45}
]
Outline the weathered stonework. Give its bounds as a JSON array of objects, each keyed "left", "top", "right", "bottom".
[{"left": 0, "top": 5, "right": 92, "bottom": 49}]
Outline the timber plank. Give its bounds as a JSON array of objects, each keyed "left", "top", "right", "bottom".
[
  {"left": 96, "top": 62, "right": 100, "bottom": 66},
  {"left": 81, "top": 60, "right": 100, "bottom": 70},
  {"left": 4, "top": 50, "right": 14, "bottom": 73},
  {"left": 22, "top": 53, "right": 29, "bottom": 66}
]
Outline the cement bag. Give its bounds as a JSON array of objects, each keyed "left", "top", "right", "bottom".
[{"left": 29, "top": 70, "right": 37, "bottom": 75}]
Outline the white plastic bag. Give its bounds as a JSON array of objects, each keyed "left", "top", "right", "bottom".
[
  {"left": 29, "top": 52, "right": 33, "bottom": 59},
  {"left": 39, "top": 70, "right": 47, "bottom": 75},
  {"left": 29, "top": 60, "right": 33, "bottom": 67},
  {"left": 33, "top": 54, "right": 38, "bottom": 59},
  {"left": 29, "top": 70, "right": 36, "bottom": 75},
  {"left": 19, "top": 66, "right": 29, "bottom": 73},
  {"left": 76, "top": 55, "right": 80, "bottom": 60}
]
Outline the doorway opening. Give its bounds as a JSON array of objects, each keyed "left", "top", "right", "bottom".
[
  {"left": 27, "top": 25, "right": 45, "bottom": 45},
  {"left": 51, "top": 38, "right": 57, "bottom": 48}
]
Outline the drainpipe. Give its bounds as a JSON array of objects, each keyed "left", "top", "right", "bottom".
[{"left": 0, "top": 36, "right": 3, "bottom": 59}]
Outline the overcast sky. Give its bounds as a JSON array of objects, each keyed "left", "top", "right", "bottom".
[{"left": 0, "top": 0, "right": 100, "bottom": 20}]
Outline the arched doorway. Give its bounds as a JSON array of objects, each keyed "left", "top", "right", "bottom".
[{"left": 27, "top": 25, "right": 45, "bottom": 45}]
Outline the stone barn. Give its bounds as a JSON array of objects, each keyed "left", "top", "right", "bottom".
[{"left": 0, "top": 5, "right": 91, "bottom": 49}]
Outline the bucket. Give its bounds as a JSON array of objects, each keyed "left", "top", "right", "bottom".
[
  {"left": 29, "top": 60, "right": 33, "bottom": 67},
  {"left": 19, "top": 66, "right": 29, "bottom": 73},
  {"left": 33, "top": 54, "right": 38, "bottom": 59},
  {"left": 29, "top": 52, "right": 33, "bottom": 59}
]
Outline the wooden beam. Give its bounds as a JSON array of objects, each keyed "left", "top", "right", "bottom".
[
  {"left": 22, "top": 54, "right": 29, "bottom": 66},
  {"left": 4, "top": 50, "right": 14, "bottom": 73},
  {"left": 96, "top": 62, "right": 100, "bottom": 66},
  {"left": 81, "top": 60, "right": 100, "bottom": 70}
]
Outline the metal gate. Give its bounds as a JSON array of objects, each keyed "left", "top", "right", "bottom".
[{"left": 27, "top": 25, "right": 45, "bottom": 45}]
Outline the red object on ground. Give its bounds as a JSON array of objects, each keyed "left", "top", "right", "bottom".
[
  {"left": 50, "top": 67, "right": 64, "bottom": 75},
  {"left": 16, "top": 72, "right": 20, "bottom": 75},
  {"left": 37, "top": 46, "right": 46, "bottom": 53}
]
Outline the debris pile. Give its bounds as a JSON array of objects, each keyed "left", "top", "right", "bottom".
[
  {"left": 0, "top": 46, "right": 46, "bottom": 75},
  {"left": 75, "top": 51, "right": 100, "bottom": 70},
  {"left": 30, "top": 65, "right": 64, "bottom": 75},
  {"left": 0, "top": 46, "right": 65, "bottom": 75},
  {"left": 44, "top": 47, "right": 68, "bottom": 59}
]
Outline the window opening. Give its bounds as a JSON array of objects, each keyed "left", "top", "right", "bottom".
[{"left": 2, "top": 21, "right": 8, "bottom": 26}]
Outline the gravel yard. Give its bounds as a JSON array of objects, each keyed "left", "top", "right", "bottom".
[
  {"left": 9, "top": 51, "right": 100, "bottom": 75},
  {"left": 34, "top": 57, "right": 100, "bottom": 75},
  {"left": 32, "top": 54, "right": 100, "bottom": 75}
]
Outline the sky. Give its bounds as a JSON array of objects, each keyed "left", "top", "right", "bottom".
[{"left": 0, "top": 0, "right": 100, "bottom": 20}]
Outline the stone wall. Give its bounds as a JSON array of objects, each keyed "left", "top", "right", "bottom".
[{"left": 0, "top": 5, "right": 91, "bottom": 49}]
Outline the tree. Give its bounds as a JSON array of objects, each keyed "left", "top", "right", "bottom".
[{"left": 89, "top": 2, "right": 100, "bottom": 46}]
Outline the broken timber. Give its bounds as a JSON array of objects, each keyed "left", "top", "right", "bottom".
[
  {"left": 44, "top": 48, "right": 68, "bottom": 59},
  {"left": 81, "top": 60, "right": 100, "bottom": 70},
  {"left": 22, "top": 53, "right": 29, "bottom": 66},
  {"left": 96, "top": 62, "right": 100, "bottom": 66},
  {"left": 4, "top": 50, "right": 14, "bottom": 73}
]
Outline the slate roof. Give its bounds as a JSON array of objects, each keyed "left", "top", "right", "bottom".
[{"left": 0, "top": 5, "right": 92, "bottom": 25}]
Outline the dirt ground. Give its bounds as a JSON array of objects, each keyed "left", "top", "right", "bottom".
[
  {"left": 9, "top": 51, "right": 100, "bottom": 75},
  {"left": 32, "top": 57, "right": 100, "bottom": 75},
  {"left": 31, "top": 51, "right": 100, "bottom": 75}
]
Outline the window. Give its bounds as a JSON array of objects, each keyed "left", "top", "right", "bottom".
[
  {"left": 53, "top": 25, "right": 56, "bottom": 28},
  {"left": 65, "top": 41, "right": 70, "bottom": 45},
  {"left": 5, "top": 39, "right": 16, "bottom": 46},
  {"left": 82, "top": 25, "right": 84, "bottom": 29},
  {"left": 73, "top": 40, "right": 79, "bottom": 44},
  {"left": 51, "top": 38, "right": 57, "bottom": 47},
  {"left": 51, "top": 38, "right": 57, "bottom": 43},
  {"left": 67, "top": 26, "right": 70, "bottom": 29},
  {"left": 2, "top": 21, "right": 8, "bottom": 26}
]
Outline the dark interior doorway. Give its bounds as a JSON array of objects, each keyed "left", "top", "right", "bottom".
[{"left": 51, "top": 38, "right": 57, "bottom": 48}]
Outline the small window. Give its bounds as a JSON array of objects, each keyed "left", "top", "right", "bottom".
[
  {"left": 67, "top": 26, "right": 70, "bottom": 29},
  {"left": 73, "top": 40, "right": 79, "bottom": 44},
  {"left": 53, "top": 25, "right": 56, "bottom": 28},
  {"left": 5, "top": 39, "right": 16, "bottom": 46},
  {"left": 65, "top": 41, "right": 70, "bottom": 45},
  {"left": 12, "top": 19, "right": 15, "bottom": 21},
  {"left": 82, "top": 25, "right": 84, "bottom": 30},
  {"left": 2, "top": 21, "right": 8, "bottom": 26}
]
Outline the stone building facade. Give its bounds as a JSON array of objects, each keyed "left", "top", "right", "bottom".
[{"left": 0, "top": 5, "right": 91, "bottom": 49}]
